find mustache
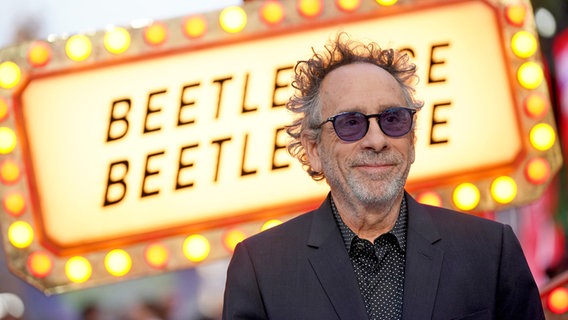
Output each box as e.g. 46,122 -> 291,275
349,151 -> 403,166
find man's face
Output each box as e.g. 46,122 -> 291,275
303,62 -> 416,206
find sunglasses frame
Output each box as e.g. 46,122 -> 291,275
317,107 -> 417,142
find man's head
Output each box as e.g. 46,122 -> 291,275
286,33 -> 423,205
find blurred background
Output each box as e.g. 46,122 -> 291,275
1,0 -> 568,319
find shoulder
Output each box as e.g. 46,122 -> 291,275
241,195 -> 335,248
422,203 -> 502,229
407,196 -> 511,247
406,191 -> 503,230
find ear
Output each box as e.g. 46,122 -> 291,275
301,133 -> 323,173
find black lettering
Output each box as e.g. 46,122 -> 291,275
103,160 -> 129,206
430,102 -> 451,145
241,134 -> 257,176
143,89 -> 167,134
213,76 -> 233,119
141,151 -> 165,198
176,144 -> 198,190
241,73 -> 257,114
398,47 -> 415,58
211,137 -> 231,182
178,83 -> 200,127
272,66 -> 294,108
106,98 -> 131,142
272,127 -> 290,170
428,43 -> 450,84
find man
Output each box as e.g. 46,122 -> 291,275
222,33 -> 544,319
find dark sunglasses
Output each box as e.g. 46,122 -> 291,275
317,107 -> 416,142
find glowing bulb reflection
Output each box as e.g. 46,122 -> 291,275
145,243 -> 169,269
0,159 -> 20,184
490,176 -> 517,204
337,0 -> 362,12
104,27 -> 131,54
0,61 -> 22,89
511,31 -> 537,58
530,123 -> 556,151
548,287 -> 568,314
144,23 -> 168,46
223,229 -> 247,252
298,0 -> 323,18
0,98 -> 8,122
105,249 -> 132,277
452,183 -> 480,211
517,62 -> 543,89
525,157 -> 550,185
260,1 -> 285,25
27,41 -> 52,67
505,4 -> 526,26
183,16 -> 207,38
416,191 -> 443,207
219,6 -> 247,33
65,35 -> 92,62
524,93 -> 548,118
183,234 -> 210,262
8,221 -> 34,248
65,256 -> 92,283
27,251 -> 53,278
0,127 -> 17,154
3,192 -> 25,216
261,219 -> 283,231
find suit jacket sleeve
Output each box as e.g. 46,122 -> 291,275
223,242 -> 268,320
497,224 -> 545,319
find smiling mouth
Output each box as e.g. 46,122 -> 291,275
354,162 -> 395,168
351,154 -> 401,171
353,163 -> 396,174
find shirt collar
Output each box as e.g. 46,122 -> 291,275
331,195 -> 408,253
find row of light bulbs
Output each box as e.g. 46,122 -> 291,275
0,0 -> 560,293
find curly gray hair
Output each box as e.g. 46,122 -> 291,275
286,32 -> 423,181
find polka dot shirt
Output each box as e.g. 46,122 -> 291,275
331,197 -> 408,320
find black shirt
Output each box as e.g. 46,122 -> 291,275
331,196 -> 408,320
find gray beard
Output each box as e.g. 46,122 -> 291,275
322,151 -> 411,207
346,166 -> 408,206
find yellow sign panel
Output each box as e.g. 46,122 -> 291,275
0,0 -> 562,293
21,47 -> 308,252
22,0 -> 514,251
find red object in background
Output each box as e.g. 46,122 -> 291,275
548,286 -> 568,314
553,28 -> 568,157
519,181 -> 566,287
518,31 -> 568,288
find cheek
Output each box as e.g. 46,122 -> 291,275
314,141 -> 340,174
397,139 -> 415,164
408,134 -> 416,164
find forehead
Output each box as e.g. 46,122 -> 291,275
320,63 -> 405,114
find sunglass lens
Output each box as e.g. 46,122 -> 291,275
333,112 -> 368,141
380,108 -> 412,137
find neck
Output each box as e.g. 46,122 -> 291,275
332,191 -> 403,242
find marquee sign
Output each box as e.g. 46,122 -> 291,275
0,0 -> 562,293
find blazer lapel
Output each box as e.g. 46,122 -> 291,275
306,195 -> 369,320
402,194 -> 444,319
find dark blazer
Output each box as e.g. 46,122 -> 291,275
223,193 -> 544,319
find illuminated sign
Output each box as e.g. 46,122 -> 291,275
0,0 -> 562,293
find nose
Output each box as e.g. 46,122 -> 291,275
358,118 -> 388,151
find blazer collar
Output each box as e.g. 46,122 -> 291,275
305,193 -> 445,320
306,194 -> 369,320
402,193 -> 444,319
